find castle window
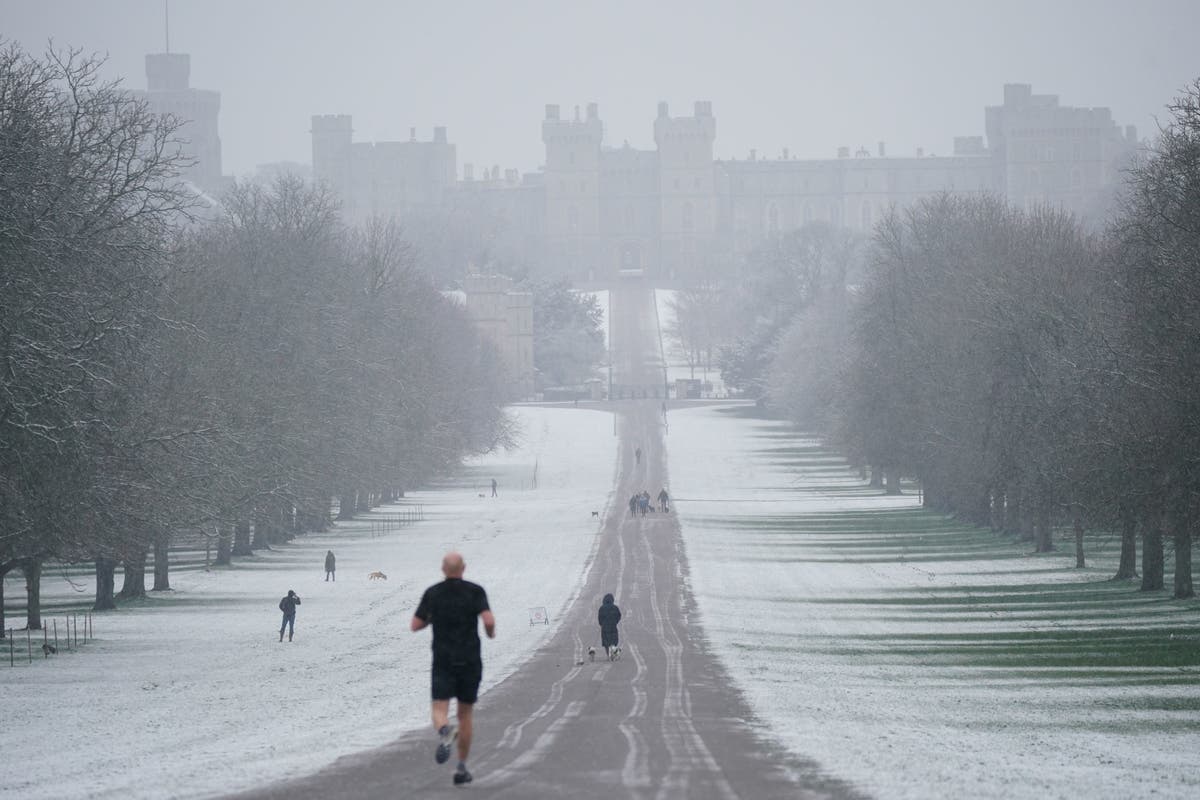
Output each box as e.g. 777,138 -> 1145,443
625,205 -> 635,231
673,178 -> 680,190
569,205 -> 579,232
767,203 -> 779,234
1070,168 -> 1082,188
861,202 -> 872,229
804,203 -> 813,224
682,202 -> 694,232
570,151 -> 575,165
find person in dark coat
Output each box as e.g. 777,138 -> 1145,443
657,488 -> 669,513
598,593 -> 622,660
324,550 -> 336,581
279,589 -> 301,642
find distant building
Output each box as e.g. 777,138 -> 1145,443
134,53 -> 227,195
460,273 -> 534,400
311,116 -> 456,221
312,84 -> 1138,283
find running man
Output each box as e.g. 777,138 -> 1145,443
411,552 -> 496,786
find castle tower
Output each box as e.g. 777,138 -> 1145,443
542,103 -> 603,280
310,114 -> 354,213
139,53 -> 223,192
654,101 -> 717,281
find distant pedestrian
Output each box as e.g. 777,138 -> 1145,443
635,447 -> 642,465
598,593 -> 622,660
629,494 -> 638,516
657,488 -> 669,513
278,589 -> 301,642
324,550 -> 336,582
411,551 -> 496,787
491,478 -> 498,497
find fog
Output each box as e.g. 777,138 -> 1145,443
4,3 -> 1199,798
3,0 -> 1197,176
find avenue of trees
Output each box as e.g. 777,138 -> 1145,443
0,45 -> 512,632
710,81 -> 1200,599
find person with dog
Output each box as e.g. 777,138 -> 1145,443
598,593 -> 622,660
411,551 -> 496,787
278,589 -> 301,642
324,550 -> 336,581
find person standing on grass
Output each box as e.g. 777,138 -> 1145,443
278,590 -> 301,642
324,550 -> 336,581
411,551 -> 496,787
491,477 -> 498,497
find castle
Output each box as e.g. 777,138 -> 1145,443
316,84 -> 1138,284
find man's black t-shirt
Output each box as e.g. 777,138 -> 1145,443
414,578 -> 490,666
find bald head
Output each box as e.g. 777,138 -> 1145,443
441,551 -> 465,578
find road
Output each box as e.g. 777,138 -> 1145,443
236,282 -> 858,799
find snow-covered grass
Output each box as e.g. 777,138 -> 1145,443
666,404 -> 1200,800
2,405 -> 617,800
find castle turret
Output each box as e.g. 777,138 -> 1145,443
654,101 -> 717,280
310,114 -> 354,210
542,102 -> 603,279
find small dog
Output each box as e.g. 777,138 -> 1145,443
610,646 -> 622,661
588,646 -> 596,662
591,511 -> 600,517
478,493 -> 485,498
368,571 -> 387,581
41,643 -> 57,657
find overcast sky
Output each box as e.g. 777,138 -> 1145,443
3,0 -> 1197,177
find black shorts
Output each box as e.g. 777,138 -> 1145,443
431,660 -> 482,704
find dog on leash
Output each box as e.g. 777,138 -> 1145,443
591,510 -> 600,517
368,571 -> 387,581
588,646 -> 596,662
41,643 -> 57,657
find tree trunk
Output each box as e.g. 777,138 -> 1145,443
22,560 -> 43,630
251,514 -> 271,550
1171,512 -> 1193,599
992,488 -> 1006,532
1073,514 -> 1085,569
233,519 -> 253,556
337,491 -> 355,520
118,550 -> 147,599
0,562 -> 10,637
356,489 -> 370,513
884,469 -> 902,496
1006,488 -> 1023,538
152,530 -> 171,591
1141,516 -> 1164,592
216,524 -> 233,565
1033,495 -> 1054,553
1113,507 -> 1137,580
94,558 -> 118,611
868,466 -> 883,489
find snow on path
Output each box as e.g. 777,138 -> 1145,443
667,405 -> 1200,800
1,405 -> 616,800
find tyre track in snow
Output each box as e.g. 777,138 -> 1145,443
235,281 -> 857,800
